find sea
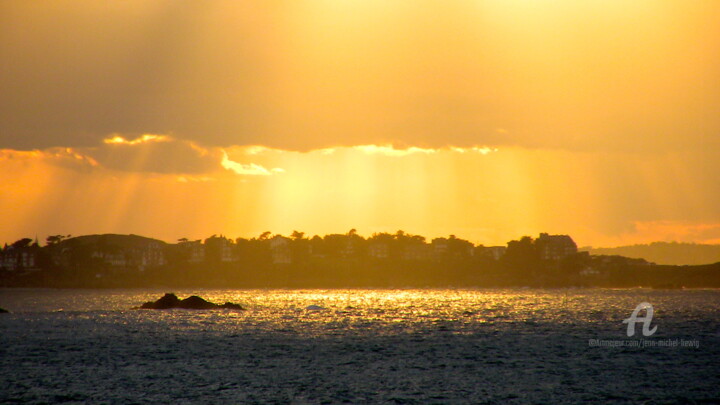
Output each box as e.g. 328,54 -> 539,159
1,288 -> 719,404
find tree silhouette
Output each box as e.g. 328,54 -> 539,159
46,235 -> 71,246
503,236 -> 541,280
11,238 -> 33,249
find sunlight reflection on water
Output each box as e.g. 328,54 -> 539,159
3,288 -> 718,337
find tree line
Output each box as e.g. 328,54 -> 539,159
1,231 -> 719,288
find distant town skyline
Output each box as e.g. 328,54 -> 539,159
4,230 -> 719,288
4,230 -> 720,267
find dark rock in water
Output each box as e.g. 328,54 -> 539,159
0,307 -> 8,314
219,302 -> 244,310
139,293 -> 244,310
141,293 -> 181,309
179,295 -> 218,310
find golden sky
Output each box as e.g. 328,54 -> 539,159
1,1 -> 719,247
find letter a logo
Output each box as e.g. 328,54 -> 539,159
623,302 -> 657,337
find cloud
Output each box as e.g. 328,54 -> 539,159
103,134 -> 171,145
220,151 -> 284,176
95,135 -> 285,176
90,134 -> 221,174
229,144 -> 498,157
449,146 -> 497,155
0,136 -> 497,179
354,144 -> 498,157
0,148 -> 99,172
1,134 -> 284,177
353,145 -> 437,157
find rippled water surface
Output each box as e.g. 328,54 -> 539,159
1,288 -> 719,403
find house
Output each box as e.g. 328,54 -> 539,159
431,236 -> 474,260
340,239 -> 360,258
431,238 -> 449,258
269,235 -> 292,264
137,241 -> 167,270
45,234 -> 169,272
203,235 -> 238,264
367,241 -> 389,259
0,247 -> 39,271
401,243 -> 429,261
92,250 -> 127,267
179,240 -> 205,263
535,233 -> 577,261
477,246 -> 507,261
0,240 -> 41,271
90,239 -> 167,271
220,243 -> 237,262
321,234 -> 361,259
